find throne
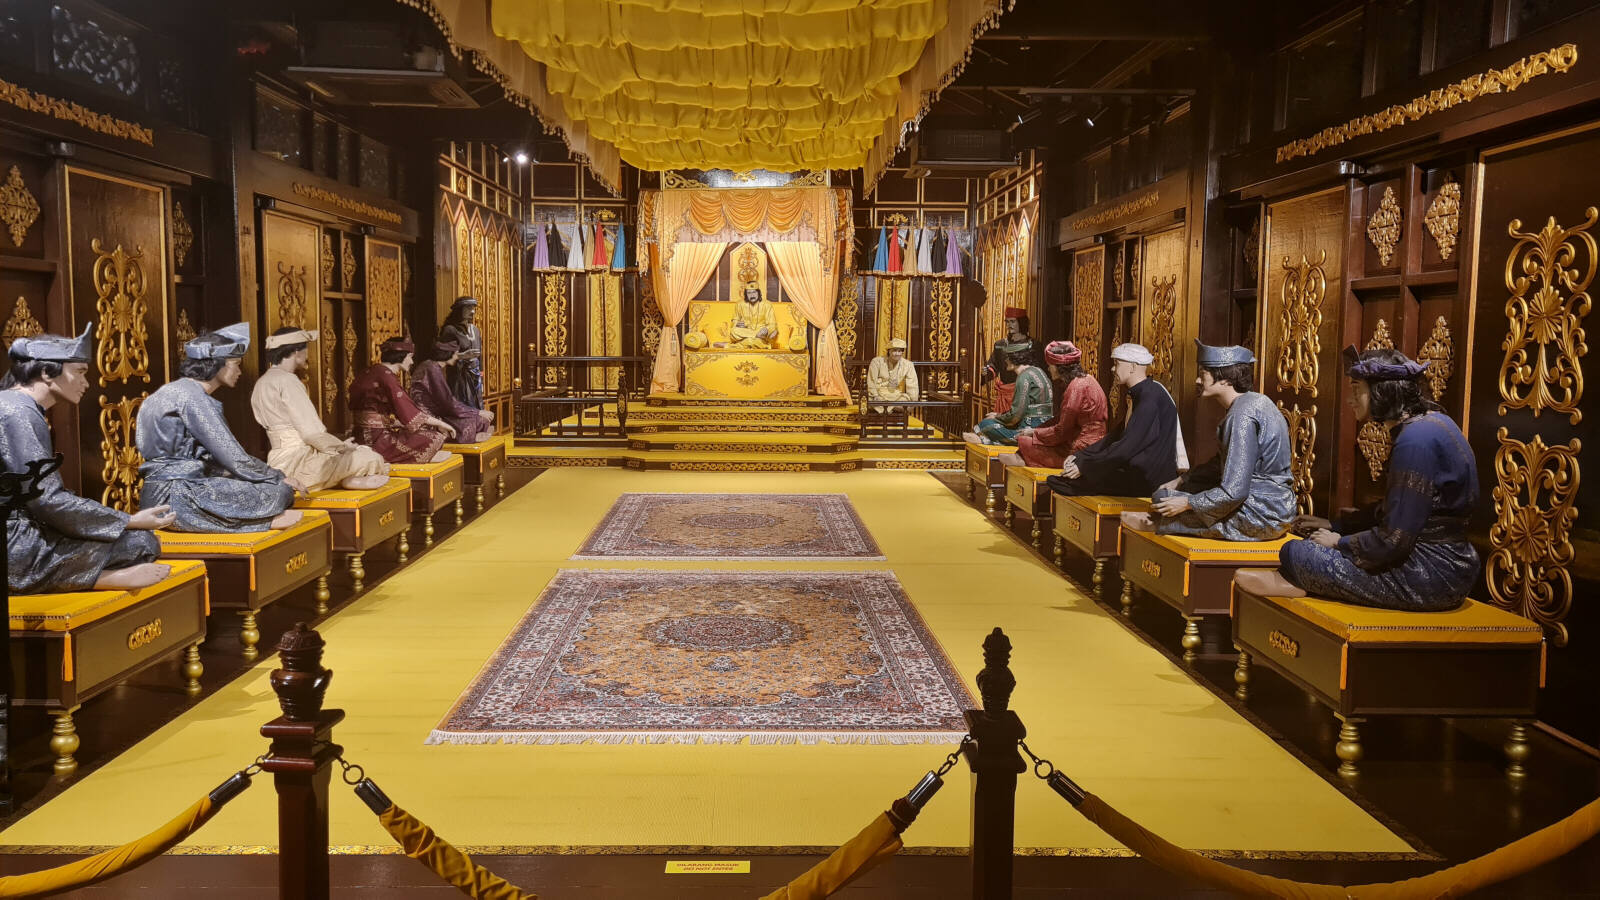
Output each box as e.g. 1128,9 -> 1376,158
682,300 -> 810,399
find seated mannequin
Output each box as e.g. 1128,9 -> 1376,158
1127,340 -> 1294,541
439,296 -> 484,412
1003,340 -> 1107,469
138,323 -> 299,533
251,327 -> 389,492
1,324 -> 175,591
981,308 -> 1037,413
350,336 -> 454,464
866,338 -> 919,413
966,348 -> 1053,445
1048,343 -> 1186,498
730,284 -> 779,349
410,339 -> 493,442
1238,348 -> 1477,612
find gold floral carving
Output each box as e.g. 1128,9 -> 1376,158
1356,318 -> 1397,481
342,314 -> 358,381
1064,190 -> 1160,234
0,76 -> 154,146
1111,246 -> 1126,303
1277,401 -> 1318,515
1499,208 -> 1593,423
1243,217 -> 1260,283
641,278 -> 663,373
98,393 -> 145,513
1425,177 -> 1461,260
320,233 -> 334,289
90,239 -> 150,387
1487,428 -> 1580,645
171,201 -> 193,267
1,165 -> 39,247
835,276 -> 859,364
1073,252 -> 1104,375
366,254 -> 402,361
541,274 -> 569,385
1418,316 -> 1454,401
3,296 -> 41,349
1148,274 -> 1178,382
929,279 -> 954,389
1366,186 -> 1402,267
1275,44 -> 1580,163
1276,250 -> 1326,398
320,304 -> 338,417
174,309 -> 195,361
341,234 -> 357,291
276,261 -> 308,328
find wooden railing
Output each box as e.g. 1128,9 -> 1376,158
850,361 -> 968,446
516,355 -> 648,441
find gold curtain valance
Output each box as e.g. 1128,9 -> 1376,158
648,186 -> 849,275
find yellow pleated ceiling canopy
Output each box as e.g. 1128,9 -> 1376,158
409,0 -> 1013,191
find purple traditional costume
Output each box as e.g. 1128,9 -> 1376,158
350,338 -> 448,463
409,343 -> 483,441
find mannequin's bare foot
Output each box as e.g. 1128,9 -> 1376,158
474,431 -> 492,442
1234,567 -> 1306,598
268,510 -> 304,530
431,450 -> 452,463
997,452 -> 1023,467
341,474 -> 389,491
961,431 -> 981,444
94,562 -> 171,590
1120,511 -> 1155,532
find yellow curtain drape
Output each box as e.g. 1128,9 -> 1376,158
768,241 -> 847,398
650,240 -> 727,393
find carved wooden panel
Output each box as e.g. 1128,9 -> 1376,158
63,166 -> 169,507
365,238 -> 403,361
1072,246 -> 1105,379
261,210 -> 324,414
1140,225 -> 1185,386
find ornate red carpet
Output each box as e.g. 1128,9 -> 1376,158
572,492 -> 883,560
429,570 -> 971,745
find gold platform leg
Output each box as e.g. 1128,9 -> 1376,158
239,611 -> 260,662
476,484 -> 485,509
1335,717 -> 1364,778
314,575 -> 331,615
984,488 -> 996,515
423,513 -> 435,548
182,643 -> 203,697
396,528 -> 410,565
50,707 -> 80,777
1004,502 -> 1015,529
1233,651 -> 1251,702
349,552 -> 366,591
497,473 -> 504,495
1091,559 -> 1105,586
1505,721 -> 1531,781
1119,579 -> 1134,616
1030,518 -> 1042,548
1052,535 -> 1063,566
1180,617 -> 1202,665
455,499 -> 464,526
966,480 -> 976,503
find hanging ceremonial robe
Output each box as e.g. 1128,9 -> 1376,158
548,223 -> 567,265
873,225 -> 889,272
532,224 -> 550,269
887,227 -> 902,272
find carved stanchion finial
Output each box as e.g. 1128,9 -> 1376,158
261,621 -> 344,899
977,627 -> 1016,714
270,623 -> 332,721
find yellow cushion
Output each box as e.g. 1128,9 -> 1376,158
965,442 -> 1012,458
1063,495 -> 1150,516
1135,530 -> 1297,562
1262,594 -> 1545,645
10,560 -> 208,632
390,455 -> 465,479
155,510 -> 330,554
443,435 -> 510,453
297,477 -> 411,510
787,334 -> 808,352
682,331 -> 707,350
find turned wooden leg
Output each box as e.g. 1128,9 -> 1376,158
182,644 -> 203,697
423,513 -> 436,547
966,480 -> 976,503
50,707 -> 80,776
1336,717 -> 1364,778
349,552 -> 366,591
239,610 -> 260,662
1030,518 -> 1042,547
1091,559 -> 1105,586
1004,502 -> 1015,529
984,488 -> 996,515
455,499 -> 464,526
476,484 -> 485,509
497,473 -> 504,495
396,527 -> 410,564
1233,651 -> 1251,702
1119,579 -> 1134,616
1505,721 -> 1532,781
314,575 -> 331,615
1052,534 -> 1063,566
1180,617 -> 1202,664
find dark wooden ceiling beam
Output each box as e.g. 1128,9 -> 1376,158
977,3 -> 1210,41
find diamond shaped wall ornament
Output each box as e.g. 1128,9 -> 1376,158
0,165 -> 40,247
1366,186 -> 1402,267
1424,177 -> 1461,261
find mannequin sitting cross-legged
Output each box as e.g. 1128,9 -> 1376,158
251,326 -> 390,492
350,336 -> 454,464
409,340 -> 492,442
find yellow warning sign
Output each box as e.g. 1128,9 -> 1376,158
664,860 -> 751,874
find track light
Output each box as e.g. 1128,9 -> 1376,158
1084,113 -> 1095,128
514,150 -> 530,165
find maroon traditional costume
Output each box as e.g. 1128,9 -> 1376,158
1018,340 -> 1109,468
349,338 -> 447,463
409,341 -> 482,440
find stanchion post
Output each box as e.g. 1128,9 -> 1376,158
964,627 -> 1026,900
261,623 -> 345,900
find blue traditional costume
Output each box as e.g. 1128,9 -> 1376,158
1278,350 -> 1478,611
137,323 -> 294,533
1153,341 -> 1295,541
1,325 -> 160,592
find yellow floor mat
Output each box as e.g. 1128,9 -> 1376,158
0,470 -> 1411,856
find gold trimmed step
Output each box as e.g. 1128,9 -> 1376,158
645,392 -> 849,409
627,433 -> 858,454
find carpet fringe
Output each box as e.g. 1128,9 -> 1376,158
425,730 -> 965,746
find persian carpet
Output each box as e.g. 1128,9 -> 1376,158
572,492 -> 883,560
429,570 -> 971,745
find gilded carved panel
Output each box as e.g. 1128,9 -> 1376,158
0,165 -> 39,247
1425,177 -> 1461,261
90,239 -> 151,387
1498,208 -> 1593,424
365,239 -> 404,360
1487,428 -> 1580,646
1277,401 -> 1318,516
541,272 -> 569,385
929,278 -> 954,390
1357,319 -> 1396,481
1140,225 -> 1185,385
98,393 -> 144,513
261,211 -> 324,412
3,296 -> 42,349
1072,246 -> 1105,377
1418,316 -> 1454,401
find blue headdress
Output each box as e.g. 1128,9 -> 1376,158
10,322 -> 93,363
184,322 -> 250,359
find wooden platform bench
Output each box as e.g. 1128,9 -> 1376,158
295,478 -> 412,592
1003,465 -> 1057,547
391,454 -> 466,546
1051,495 -> 1150,588
442,434 -> 509,509
1119,527 -> 1296,663
965,441 -> 1012,515
155,510 -> 334,659
1232,583 -> 1544,779
9,560 -> 209,776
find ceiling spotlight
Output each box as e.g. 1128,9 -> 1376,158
501,155 -> 509,163
514,150 -> 530,165
1084,114 -> 1095,128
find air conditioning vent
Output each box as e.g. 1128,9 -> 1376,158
907,129 -> 1015,176
283,20 -> 478,109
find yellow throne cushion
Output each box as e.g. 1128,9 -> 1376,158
686,300 -> 804,351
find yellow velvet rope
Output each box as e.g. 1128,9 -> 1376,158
377,803 -> 538,900
758,811 -> 904,900
0,795 -> 217,898
1074,791 -> 1600,899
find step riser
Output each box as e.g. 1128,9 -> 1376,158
627,412 -> 858,424
629,440 -> 858,454
646,398 -> 848,409
628,424 -> 855,435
